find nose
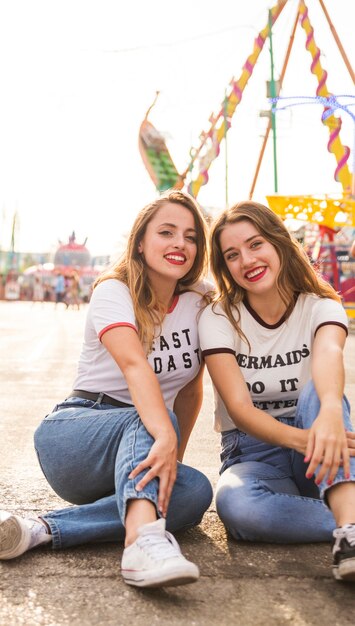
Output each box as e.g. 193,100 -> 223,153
173,233 -> 185,248
240,249 -> 255,268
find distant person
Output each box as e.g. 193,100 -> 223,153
66,272 -> 81,310
0,190 -> 213,588
32,276 -> 44,303
54,273 -> 66,307
199,201 -> 355,582
43,282 -> 53,302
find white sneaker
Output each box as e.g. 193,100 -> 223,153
121,518 -> 199,588
0,511 -> 52,560
332,523 -> 355,582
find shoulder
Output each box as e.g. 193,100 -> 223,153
301,292 -> 345,314
199,301 -> 238,352
199,301 -> 236,334
199,300 -> 225,322
94,278 -> 129,292
92,279 -> 131,299
90,279 -> 134,314
298,293 -> 348,331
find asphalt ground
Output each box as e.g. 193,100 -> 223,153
0,301 -> 355,626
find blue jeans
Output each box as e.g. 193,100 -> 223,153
216,381 -> 355,543
34,397 -> 213,550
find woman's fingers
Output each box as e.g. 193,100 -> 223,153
129,458 -> 151,481
311,443 -> 333,484
305,418 -> 352,484
134,466 -> 158,492
157,470 -> 176,517
128,445 -> 177,515
341,444 -> 351,480
308,440 -> 350,485
324,447 -> 341,485
157,473 -> 170,516
304,431 -> 316,475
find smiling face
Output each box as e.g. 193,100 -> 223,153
219,219 -> 281,301
137,202 -> 198,288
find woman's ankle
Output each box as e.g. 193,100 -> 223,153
38,517 -> 51,535
124,499 -> 157,547
327,481 -> 355,526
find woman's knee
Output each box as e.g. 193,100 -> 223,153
168,464 -> 213,529
215,465 -> 291,542
181,464 -> 213,510
296,380 -> 352,430
194,469 -> 213,514
34,421 -> 115,504
215,472 -> 253,539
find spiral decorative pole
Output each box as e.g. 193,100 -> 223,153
298,0 -> 351,193
186,0 -> 288,198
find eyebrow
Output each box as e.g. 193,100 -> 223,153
159,222 -> 197,232
222,234 -> 261,255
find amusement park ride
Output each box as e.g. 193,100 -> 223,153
138,0 -> 355,322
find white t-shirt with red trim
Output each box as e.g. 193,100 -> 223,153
198,293 -> 348,432
73,279 -> 208,409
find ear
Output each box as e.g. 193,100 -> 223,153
137,241 -> 143,253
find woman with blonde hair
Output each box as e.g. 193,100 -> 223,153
198,200 -> 355,581
0,190 -> 213,588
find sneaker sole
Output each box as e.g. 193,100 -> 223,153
123,576 -> 198,589
333,557 -> 355,582
121,570 -> 200,587
0,515 -> 31,560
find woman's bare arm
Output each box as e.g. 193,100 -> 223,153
173,365 -> 205,461
101,326 -> 177,516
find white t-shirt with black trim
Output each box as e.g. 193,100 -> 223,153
198,293 -> 348,432
73,279 -> 209,410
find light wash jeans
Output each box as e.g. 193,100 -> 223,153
34,397 -> 213,550
216,381 -> 355,543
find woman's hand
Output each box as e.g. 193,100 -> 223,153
294,427 -> 355,458
128,431 -> 178,517
304,407 -> 350,485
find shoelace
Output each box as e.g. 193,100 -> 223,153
136,531 -> 182,561
333,524 -> 355,553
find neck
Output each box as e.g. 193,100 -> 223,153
246,292 -> 288,325
148,275 -> 178,311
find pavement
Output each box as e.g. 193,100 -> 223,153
0,301 -> 355,626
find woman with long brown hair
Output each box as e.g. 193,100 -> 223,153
0,190 -> 213,588
199,200 -> 355,582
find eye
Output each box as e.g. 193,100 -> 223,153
226,251 -> 238,261
251,240 -> 262,249
185,234 -> 197,243
159,230 -> 173,237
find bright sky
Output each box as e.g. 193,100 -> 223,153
0,0 -> 354,257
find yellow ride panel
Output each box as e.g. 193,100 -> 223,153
267,195 -> 355,229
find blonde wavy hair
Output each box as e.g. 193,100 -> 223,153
95,190 -> 208,349
210,201 -> 341,343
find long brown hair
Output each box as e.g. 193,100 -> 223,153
95,190 -> 208,349
210,200 -> 341,341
